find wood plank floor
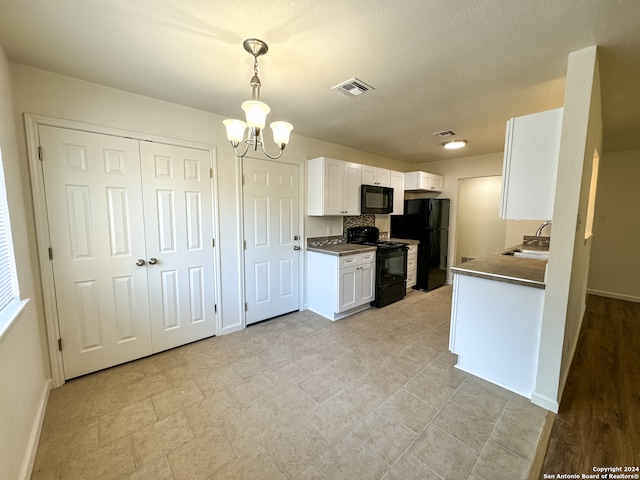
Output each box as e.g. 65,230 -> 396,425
541,295 -> 640,476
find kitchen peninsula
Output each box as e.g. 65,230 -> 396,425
448,249 -> 547,398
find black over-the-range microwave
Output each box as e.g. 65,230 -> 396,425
360,184 -> 394,214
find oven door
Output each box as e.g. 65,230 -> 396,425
377,246 -> 408,287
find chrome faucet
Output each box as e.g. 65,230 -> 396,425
535,220 -> 553,236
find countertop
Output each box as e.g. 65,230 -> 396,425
451,245 -> 547,289
307,244 -> 377,256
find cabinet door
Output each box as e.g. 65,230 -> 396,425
362,165 -> 390,186
500,108 -> 563,220
338,265 -> 359,312
343,162 -> 362,215
359,262 -> 376,304
429,175 -> 444,192
390,171 -> 405,215
376,169 -> 390,187
361,165 -> 377,185
324,158 -> 346,215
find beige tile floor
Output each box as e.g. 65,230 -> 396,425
31,286 -> 548,480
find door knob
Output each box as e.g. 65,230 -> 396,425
148,258 -> 158,265
293,246 -> 301,251
136,259 -> 146,266
293,235 -> 299,241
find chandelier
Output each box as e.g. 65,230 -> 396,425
223,38 -> 293,159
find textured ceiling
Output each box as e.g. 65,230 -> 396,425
0,0 -> 639,163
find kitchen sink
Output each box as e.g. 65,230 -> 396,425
501,248 -> 549,260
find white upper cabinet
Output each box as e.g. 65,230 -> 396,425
308,157 -> 361,216
404,171 -> 444,192
499,107 -> 563,220
361,165 -> 390,186
389,170 -> 405,215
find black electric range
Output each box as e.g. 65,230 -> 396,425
346,226 -> 408,307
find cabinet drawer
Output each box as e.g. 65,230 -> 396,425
339,252 -> 376,268
407,256 -> 417,270
406,273 -> 416,287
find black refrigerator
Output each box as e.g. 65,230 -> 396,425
390,198 -> 450,291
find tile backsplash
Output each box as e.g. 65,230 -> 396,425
343,215 -> 376,229
307,215 -> 386,247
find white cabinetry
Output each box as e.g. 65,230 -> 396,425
404,171 -> 444,192
361,165 -> 390,186
389,170 -> 405,215
405,244 -> 418,291
308,157 -> 361,216
307,250 -> 376,320
499,107 -> 563,220
449,273 -> 544,398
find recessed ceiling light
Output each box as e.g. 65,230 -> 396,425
442,139 -> 468,150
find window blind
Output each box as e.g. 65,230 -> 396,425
0,148 -> 19,312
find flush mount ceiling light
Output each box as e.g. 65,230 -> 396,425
223,38 -> 293,159
442,139 -> 468,150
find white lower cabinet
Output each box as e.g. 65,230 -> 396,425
307,251 -> 376,320
406,244 -> 418,291
449,273 -> 544,398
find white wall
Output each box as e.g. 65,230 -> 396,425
0,47 -> 49,480
533,46 -> 602,412
456,176 -> 507,264
588,148 -> 640,302
9,63 -> 412,338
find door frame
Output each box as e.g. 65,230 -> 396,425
24,114 -> 223,387
236,155 -> 306,330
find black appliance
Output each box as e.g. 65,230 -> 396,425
360,185 -> 394,214
390,198 -> 450,291
346,226 -> 408,307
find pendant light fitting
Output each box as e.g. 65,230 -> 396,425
223,38 -> 293,159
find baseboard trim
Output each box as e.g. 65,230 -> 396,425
528,411 -> 556,480
588,289 -> 640,303
530,391 -> 559,413
19,378 -> 51,480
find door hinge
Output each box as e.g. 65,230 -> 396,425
245,302 -> 248,311
214,304 -> 217,313
58,338 -> 62,351
48,247 -> 53,260
38,146 -> 43,161
210,168 -> 213,178
243,240 -> 246,249
212,238 -> 215,248
242,175 -> 245,185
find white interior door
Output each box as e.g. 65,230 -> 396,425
140,142 -> 217,352
40,126 -> 152,379
243,157 -> 300,324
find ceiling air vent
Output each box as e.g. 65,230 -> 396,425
432,129 -> 457,137
332,78 -> 374,97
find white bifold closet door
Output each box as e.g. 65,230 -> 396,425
40,126 -> 216,379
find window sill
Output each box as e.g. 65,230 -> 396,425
0,298 -> 30,341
